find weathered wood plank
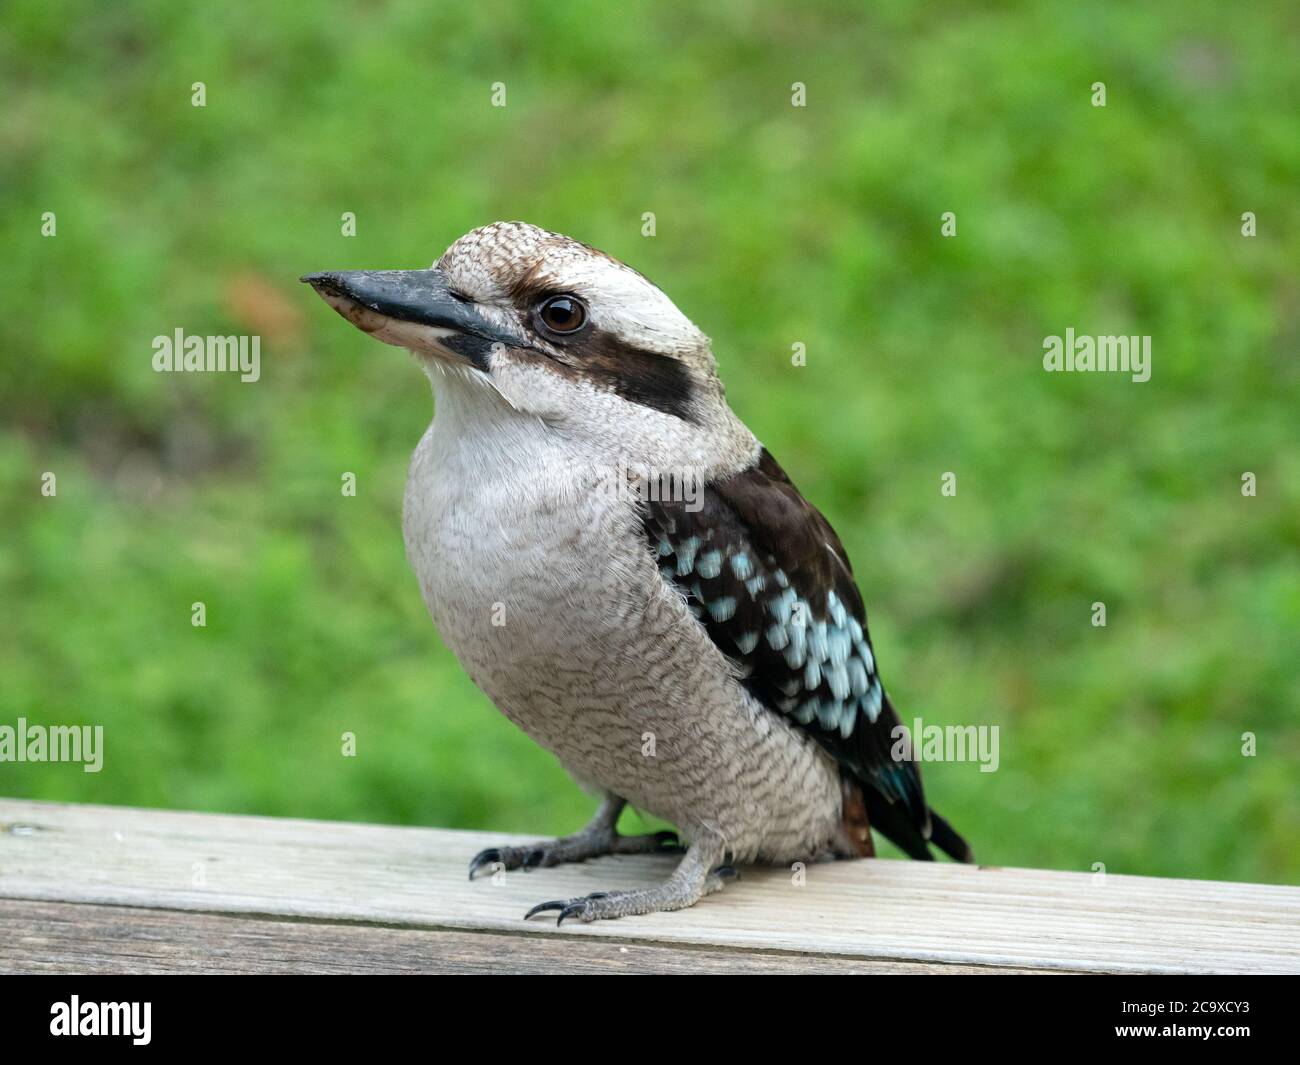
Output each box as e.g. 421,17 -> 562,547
0,899 -> 1043,974
2,799 -> 1297,973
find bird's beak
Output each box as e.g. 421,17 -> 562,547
301,268 -> 506,371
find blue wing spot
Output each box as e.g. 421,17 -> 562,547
848,659 -> 869,696
675,536 -> 700,577
809,621 -> 829,663
863,680 -> 883,722
839,710 -> 856,740
826,663 -> 850,701
827,629 -> 851,667
706,596 -> 737,622
767,587 -> 797,625
696,548 -> 722,579
816,699 -> 844,731
804,658 -> 822,690
855,639 -> 876,675
783,636 -> 807,670
827,591 -> 848,628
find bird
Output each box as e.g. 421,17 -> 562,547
303,221 -> 973,925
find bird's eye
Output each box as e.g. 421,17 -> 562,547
537,294 -> 587,334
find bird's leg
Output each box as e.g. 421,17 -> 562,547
467,796 -> 682,879
523,832 -> 735,925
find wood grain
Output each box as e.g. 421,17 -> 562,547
0,899 -> 1043,974
1,799 -> 1297,974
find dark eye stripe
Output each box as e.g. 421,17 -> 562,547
511,279 -> 695,421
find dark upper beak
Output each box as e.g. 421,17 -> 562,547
300,268 -> 491,335
301,268 -> 512,371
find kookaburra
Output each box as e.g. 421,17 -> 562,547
304,222 -> 972,924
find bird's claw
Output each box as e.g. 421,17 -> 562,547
519,860 -> 735,924
468,847 -> 500,880
524,892 -> 610,926
468,844 -> 550,879
470,828 -> 683,880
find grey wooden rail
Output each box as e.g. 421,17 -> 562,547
1,799 -> 1297,974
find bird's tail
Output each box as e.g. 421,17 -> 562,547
928,809 -> 975,863
861,785 -> 974,863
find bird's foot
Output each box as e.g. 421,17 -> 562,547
523,865 -> 737,925
468,827 -> 682,880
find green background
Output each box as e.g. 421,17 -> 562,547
3,0 -> 1297,884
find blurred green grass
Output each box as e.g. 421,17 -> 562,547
2,0 -> 1297,883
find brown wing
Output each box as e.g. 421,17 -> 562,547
643,447 -> 930,834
